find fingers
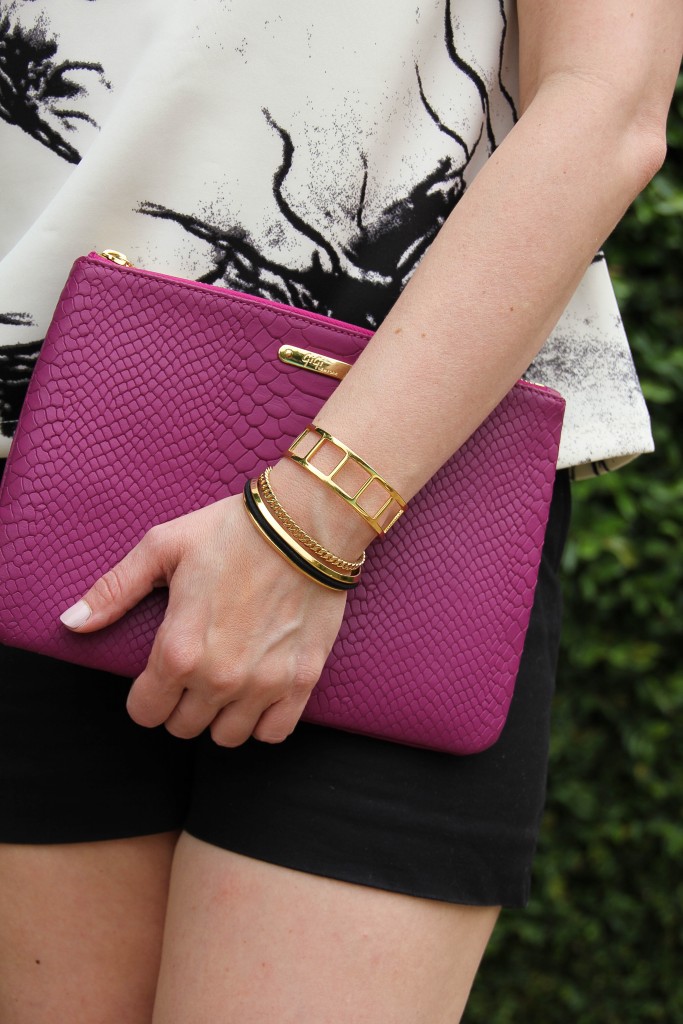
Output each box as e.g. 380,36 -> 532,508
126,610 -> 205,728
207,656 -> 324,747
250,690 -> 313,745
155,689 -> 218,738
126,667 -> 187,729
129,643 -> 325,746
57,492 -> 341,748
207,690 -> 310,748
59,522 -> 180,633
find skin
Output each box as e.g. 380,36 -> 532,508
0,834 -> 177,1024
1,3 -> 682,1022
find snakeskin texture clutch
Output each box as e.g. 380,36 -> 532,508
0,252 -> 565,754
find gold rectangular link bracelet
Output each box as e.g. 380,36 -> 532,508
286,425 -> 407,536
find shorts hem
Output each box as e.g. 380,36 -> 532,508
183,823 -> 532,910
0,818 -> 186,846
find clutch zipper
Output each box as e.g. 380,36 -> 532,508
96,248 -> 356,381
94,249 -> 369,334
96,250 -> 550,391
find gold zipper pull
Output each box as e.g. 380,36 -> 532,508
99,249 -> 134,267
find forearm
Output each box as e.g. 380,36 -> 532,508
317,74 -> 664,467
268,76 -> 667,558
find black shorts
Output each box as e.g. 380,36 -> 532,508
0,457 -> 570,908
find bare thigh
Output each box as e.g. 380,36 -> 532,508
153,834 -> 500,1024
0,832 -> 178,1024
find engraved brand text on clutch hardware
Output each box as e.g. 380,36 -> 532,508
302,352 -> 331,373
278,345 -> 352,380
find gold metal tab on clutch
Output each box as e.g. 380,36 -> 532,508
99,249 -> 134,267
277,345 -> 352,381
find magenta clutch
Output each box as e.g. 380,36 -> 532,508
0,253 -> 565,754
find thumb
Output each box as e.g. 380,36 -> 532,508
58,525 -> 176,632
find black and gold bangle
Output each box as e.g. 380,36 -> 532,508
242,479 -> 360,591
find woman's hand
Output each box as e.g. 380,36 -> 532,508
58,491 -> 348,746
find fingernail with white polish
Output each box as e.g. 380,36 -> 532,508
59,599 -> 92,628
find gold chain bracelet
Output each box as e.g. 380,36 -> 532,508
259,467 -> 366,572
245,477 -> 361,588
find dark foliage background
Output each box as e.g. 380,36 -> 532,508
466,75 -> 683,1024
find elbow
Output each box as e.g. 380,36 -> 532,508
536,71 -> 671,197
595,79 -> 670,196
610,77 -> 672,194
623,121 -> 668,195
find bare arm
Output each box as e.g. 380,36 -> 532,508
269,1 -> 683,560
64,2 -> 683,747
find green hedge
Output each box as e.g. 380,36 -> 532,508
466,76 -> 683,1024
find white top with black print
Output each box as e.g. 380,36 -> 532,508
0,0 -> 655,478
